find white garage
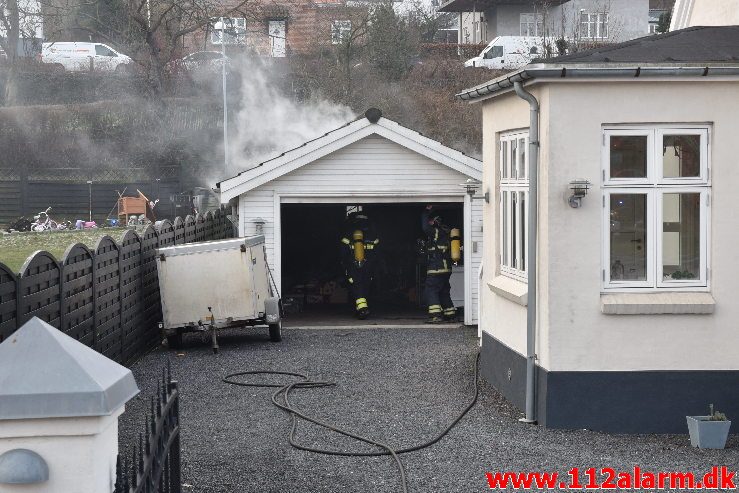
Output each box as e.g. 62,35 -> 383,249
218,109 -> 483,325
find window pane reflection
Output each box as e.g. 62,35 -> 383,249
610,135 -> 647,179
610,194 -> 647,281
663,135 -> 701,178
662,193 -> 700,281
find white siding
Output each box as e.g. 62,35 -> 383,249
469,195 -> 484,322
237,134 -> 482,324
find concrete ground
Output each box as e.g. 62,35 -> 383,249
119,327 -> 739,492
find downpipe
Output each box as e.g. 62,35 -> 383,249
513,81 -> 539,424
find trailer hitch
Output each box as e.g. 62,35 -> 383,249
208,307 -> 219,354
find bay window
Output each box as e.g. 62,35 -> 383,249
500,131 -> 529,281
602,126 -> 710,290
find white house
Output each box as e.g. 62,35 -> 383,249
457,26 -> 739,433
439,0 -> 652,46
670,0 -> 739,30
218,110 -> 484,325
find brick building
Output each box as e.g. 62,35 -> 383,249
184,0 -> 365,57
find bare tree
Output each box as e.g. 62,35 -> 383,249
69,0 -> 254,91
0,0 -> 44,104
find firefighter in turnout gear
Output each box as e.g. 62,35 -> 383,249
341,211 -> 379,319
422,205 -> 458,323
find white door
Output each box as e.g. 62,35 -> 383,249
269,20 -> 286,57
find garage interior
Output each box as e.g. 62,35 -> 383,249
280,203 -> 464,326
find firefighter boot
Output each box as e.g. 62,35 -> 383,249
356,298 -> 369,320
426,304 -> 443,324
443,307 -> 457,322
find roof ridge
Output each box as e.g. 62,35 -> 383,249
541,25 -> 719,64
229,110 -> 478,181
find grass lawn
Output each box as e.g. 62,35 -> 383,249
0,228 -> 131,273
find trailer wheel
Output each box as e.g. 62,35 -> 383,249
167,331 -> 183,350
269,322 -> 282,342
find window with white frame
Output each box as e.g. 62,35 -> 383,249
211,17 -> 246,45
580,12 -> 608,39
602,126 -> 710,290
520,13 -> 544,37
331,20 -> 351,44
500,131 -> 529,281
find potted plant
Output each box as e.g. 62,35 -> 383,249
686,404 -> 732,449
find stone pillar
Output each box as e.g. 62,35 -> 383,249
0,317 -> 139,493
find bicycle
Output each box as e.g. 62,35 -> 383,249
31,207 -> 59,232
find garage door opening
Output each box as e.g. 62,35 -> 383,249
280,203 -> 464,326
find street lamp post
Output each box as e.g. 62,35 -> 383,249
221,17 -> 228,174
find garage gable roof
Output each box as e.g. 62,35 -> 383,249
218,109 -> 482,202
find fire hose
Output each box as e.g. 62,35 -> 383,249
222,351 -> 480,493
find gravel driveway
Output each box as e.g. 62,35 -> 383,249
119,327 -> 739,492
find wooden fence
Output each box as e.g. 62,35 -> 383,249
0,208 -> 234,365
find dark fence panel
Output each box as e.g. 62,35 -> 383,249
173,217 -> 185,245
0,172 -> 182,226
213,209 -> 222,240
95,236 -> 122,360
201,212 -> 209,241
140,226 -> 161,356
0,175 -> 21,226
18,251 -> 61,327
194,213 -> 205,242
3,206 -> 232,364
120,230 -> 143,364
156,219 -> 175,247
60,243 -> 95,346
0,263 -> 17,342
184,215 -> 196,244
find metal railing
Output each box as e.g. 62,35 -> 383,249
115,364 -> 181,493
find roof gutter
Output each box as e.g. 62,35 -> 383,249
457,64 -> 739,102
513,81 -> 539,425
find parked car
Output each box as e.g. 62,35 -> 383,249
464,36 -> 545,70
166,51 -> 231,75
41,42 -> 133,72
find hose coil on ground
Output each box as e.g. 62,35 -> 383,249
222,352 -> 481,493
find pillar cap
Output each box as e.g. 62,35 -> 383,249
0,317 -> 139,420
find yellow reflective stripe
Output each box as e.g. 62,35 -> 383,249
348,278 -> 353,284
356,298 -> 368,309
428,305 -> 442,314
443,308 -> 456,315
427,268 -> 451,274
365,244 -> 375,250
341,238 -> 351,245
356,298 -> 367,305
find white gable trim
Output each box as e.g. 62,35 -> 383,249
219,117 -> 481,202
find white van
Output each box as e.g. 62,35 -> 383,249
41,42 -> 133,72
464,36 -> 545,70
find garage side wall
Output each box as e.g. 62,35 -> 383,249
236,134 -> 482,323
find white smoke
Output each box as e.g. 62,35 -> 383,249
226,57 -> 355,175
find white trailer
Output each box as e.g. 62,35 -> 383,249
156,236 -> 282,352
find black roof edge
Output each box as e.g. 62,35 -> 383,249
456,64 -> 739,102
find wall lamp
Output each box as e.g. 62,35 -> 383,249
460,178 -> 490,203
568,179 -> 591,208
251,217 -> 266,234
